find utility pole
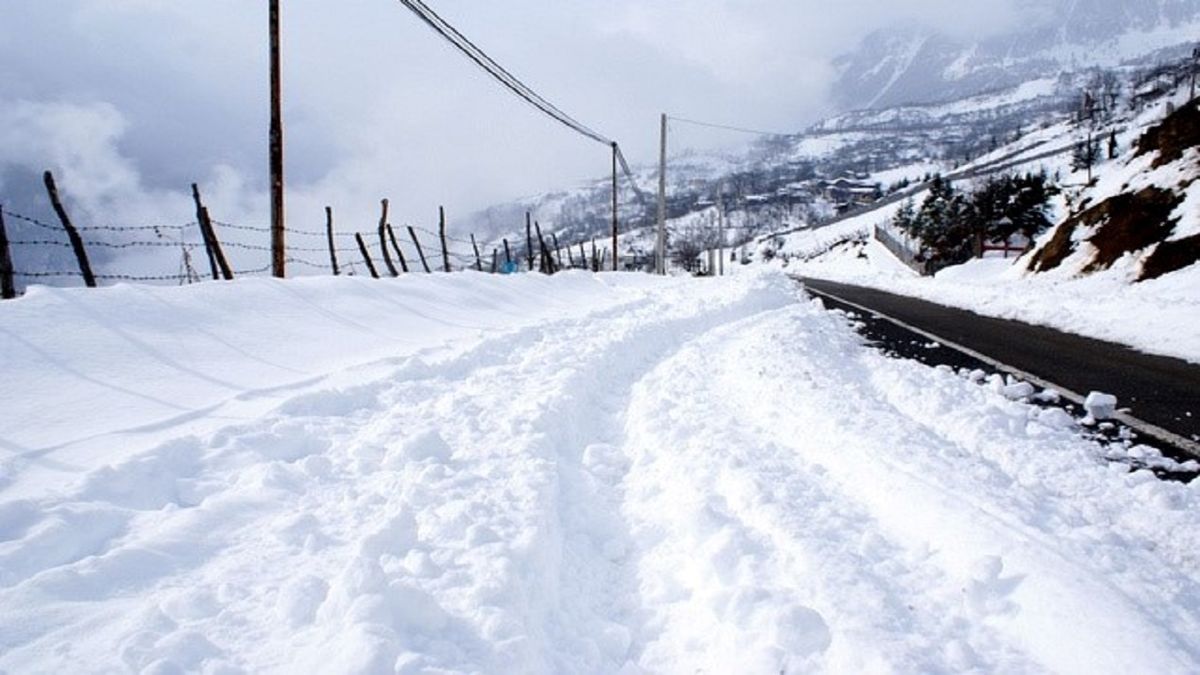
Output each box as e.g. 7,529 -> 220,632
611,142 -> 619,271
656,113 -> 667,275
269,0 -> 286,278
717,184 -> 725,276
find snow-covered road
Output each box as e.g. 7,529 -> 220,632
1,271 -> 1198,674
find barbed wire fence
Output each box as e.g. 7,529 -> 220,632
0,171 -> 631,300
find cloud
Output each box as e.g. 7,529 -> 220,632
0,0 -> 1032,242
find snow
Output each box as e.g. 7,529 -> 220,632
3,270 -> 1200,673
787,93 -> 1200,365
1085,391 -> 1120,421
795,252 -> 1200,363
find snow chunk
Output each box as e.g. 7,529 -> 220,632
1037,408 -> 1077,430
1002,382 -> 1036,400
1084,391 -> 1119,421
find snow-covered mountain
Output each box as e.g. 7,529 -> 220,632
833,0 -> 1200,110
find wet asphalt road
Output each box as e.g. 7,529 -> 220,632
800,277 -> 1200,456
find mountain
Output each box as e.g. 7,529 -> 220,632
457,11 -> 1200,270
833,0 -> 1200,110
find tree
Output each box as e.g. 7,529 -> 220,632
893,198 -> 917,235
1072,135 -> 1101,183
966,172 -> 1056,244
914,176 -> 971,265
671,211 -> 719,273
892,173 -> 1057,269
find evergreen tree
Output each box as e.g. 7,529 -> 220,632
891,173 -> 1057,269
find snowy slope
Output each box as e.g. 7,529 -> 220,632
833,0 -> 1200,110
791,88 -> 1200,363
2,271 -> 1200,673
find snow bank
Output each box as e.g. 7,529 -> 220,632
796,253 -> 1200,363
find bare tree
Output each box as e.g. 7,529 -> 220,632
671,210 -> 720,273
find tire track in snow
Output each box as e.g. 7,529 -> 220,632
619,308 -> 1027,673
0,274 -> 797,674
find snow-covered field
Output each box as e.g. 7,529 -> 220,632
2,271 -> 1199,673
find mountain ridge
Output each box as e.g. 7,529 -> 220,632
833,0 -> 1200,111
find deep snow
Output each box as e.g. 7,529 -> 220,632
1,271 -> 1199,674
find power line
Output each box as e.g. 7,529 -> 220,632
393,0 -> 648,200
397,0 -> 609,144
667,115 -> 795,138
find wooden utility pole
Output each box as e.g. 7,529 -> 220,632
611,142 -> 619,271
656,113 -> 667,275
717,185 -> 725,276
269,0 -> 286,278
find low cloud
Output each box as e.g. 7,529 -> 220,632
0,0 -> 1033,238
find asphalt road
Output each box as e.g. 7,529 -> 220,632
800,277 -> 1200,457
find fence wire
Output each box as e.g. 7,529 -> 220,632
2,205 -> 625,291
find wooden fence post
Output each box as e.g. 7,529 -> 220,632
579,242 -> 587,270
470,233 -> 483,271
377,199 -> 399,277
566,242 -> 576,269
551,232 -> 564,269
325,206 -> 339,275
438,206 -> 451,273
407,225 -> 432,273
503,238 -> 513,266
525,212 -> 534,271
0,206 -> 15,299
44,171 -> 96,288
201,207 -> 234,280
490,248 -> 498,273
355,233 -> 380,278
191,183 -> 233,280
386,223 -> 409,273
191,184 -> 219,279
534,221 -> 555,274
591,238 -> 598,272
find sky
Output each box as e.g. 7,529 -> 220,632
0,0 -> 1033,235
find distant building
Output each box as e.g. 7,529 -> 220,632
817,175 -> 881,207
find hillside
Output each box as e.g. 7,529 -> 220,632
1029,98 -> 1200,280
463,36 -> 1197,278
781,83 -> 1200,364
